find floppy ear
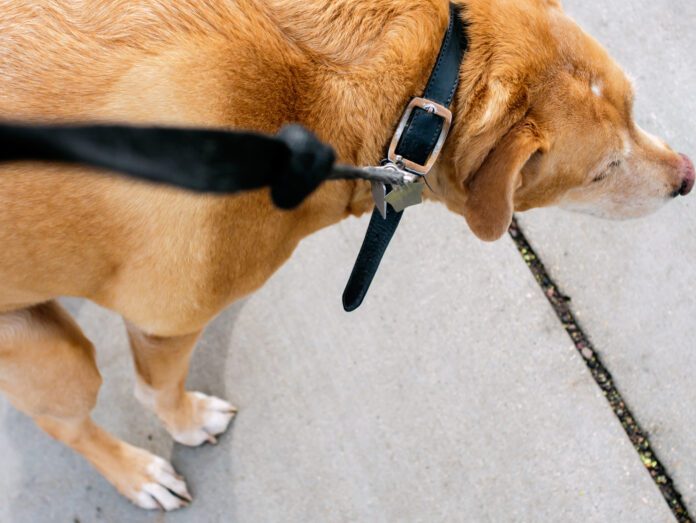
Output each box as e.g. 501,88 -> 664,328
463,122 -> 543,241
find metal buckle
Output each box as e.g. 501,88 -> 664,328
387,97 -> 453,175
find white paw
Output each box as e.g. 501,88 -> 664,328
124,454 -> 192,511
170,392 -> 237,447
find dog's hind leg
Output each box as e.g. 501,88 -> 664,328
125,322 -> 237,447
0,301 -> 191,510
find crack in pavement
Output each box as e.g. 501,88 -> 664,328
508,218 -> 693,523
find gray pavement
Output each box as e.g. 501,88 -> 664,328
0,0 -> 694,522
0,206 -> 677,522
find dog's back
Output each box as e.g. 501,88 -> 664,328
0,1 -> 316,322
0,1 -> 297,122
0,0 -> 441,321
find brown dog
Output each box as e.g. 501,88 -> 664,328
0,0 -> 692,510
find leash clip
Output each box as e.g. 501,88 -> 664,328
371,161 -> 423,218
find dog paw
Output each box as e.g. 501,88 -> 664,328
168,392 -> 237,447
110,447 -> 192,511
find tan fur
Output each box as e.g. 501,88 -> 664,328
0,0 -> 689,509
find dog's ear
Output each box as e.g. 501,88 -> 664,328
463,121 -> 544,241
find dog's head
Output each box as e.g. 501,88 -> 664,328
440,0 -> 694,241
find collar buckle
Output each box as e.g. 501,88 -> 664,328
387,96 -> 453,175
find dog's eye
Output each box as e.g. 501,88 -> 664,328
592,159 -> 622,183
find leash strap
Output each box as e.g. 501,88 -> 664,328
0,123 -> 336,209
342,3 -> 468,311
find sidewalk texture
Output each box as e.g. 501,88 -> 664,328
0,0 -> 693,522
0,206 -> 676,522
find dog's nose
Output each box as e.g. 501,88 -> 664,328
677,153 -> 695,196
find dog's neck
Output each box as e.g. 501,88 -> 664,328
264,1 -> 453,217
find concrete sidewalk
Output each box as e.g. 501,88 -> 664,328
0,0 -> 694,522
0,207 -> 676,523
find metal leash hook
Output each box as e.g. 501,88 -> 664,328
329,162 -> 418,186
371,162 -> 407,219
329,161 -> 420,219
383,161 -> 426,214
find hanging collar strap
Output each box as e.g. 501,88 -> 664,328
343,3 -> 468,312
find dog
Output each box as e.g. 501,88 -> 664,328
0,0 -> 692,510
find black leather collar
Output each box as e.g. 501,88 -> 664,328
342,3 -> 469,311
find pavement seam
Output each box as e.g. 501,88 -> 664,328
508,218 -> 693,523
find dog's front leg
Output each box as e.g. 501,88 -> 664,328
125,322 -> 237,447
0,302 -> 191,510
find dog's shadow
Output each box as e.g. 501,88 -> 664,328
2,298 -> 247,523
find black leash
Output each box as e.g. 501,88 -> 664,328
0,123 -> 416,209
342,3 -> 468,311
